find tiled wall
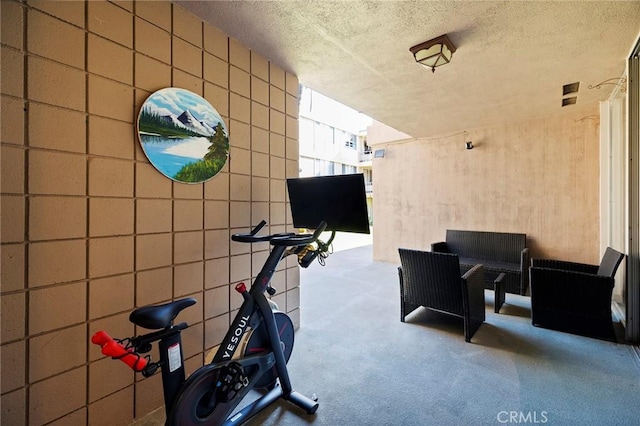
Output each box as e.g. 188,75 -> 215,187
0,0 -> 301,424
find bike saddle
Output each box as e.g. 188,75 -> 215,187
129,298 -> 197,330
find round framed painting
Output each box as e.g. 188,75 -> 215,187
137,87 -> 229,183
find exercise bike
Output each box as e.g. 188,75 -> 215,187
92,220 -> 334,425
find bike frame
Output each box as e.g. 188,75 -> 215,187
146,238 -> 317,424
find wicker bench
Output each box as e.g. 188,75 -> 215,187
431,230 -> 530,301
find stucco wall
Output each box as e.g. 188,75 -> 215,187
371,110 -> 601,266
0,0 -> 300,424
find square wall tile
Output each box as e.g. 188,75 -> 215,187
204,171 -> 229,200
251,52 -> 269,81
29,324 -> 86,382
286,93 -> 298,118
1,96 -> 25,146
1,243 -> 24,292
29,196 -> 86,240
270,86 -> 285,113
29,367 -> 86,425
1,0 -> 24,49
229,38 -> 250,71
251,152 -> 269,178
136,233 -> 172,271
229,147 -> 251,175
28,240 -> 86,287
270,156 -> 285,179
203,23 -> 228,61
174,262 -> 204,297
252,202 -> 269,226
204,82 -> 228,117
1,195 -> 24,243
88,75 -> 134,122
252,127 -> 269,154
251,177 -> 269,202
230,66 -> 250,98
173,5 -> 202,47
1,293 -> 25,342
1,388 -> 25,425
229,201 -> 250,228
205,200 -> 229,229
251,102 -> 269,130
174,231 -> 204,264
204,315 -> 229,350
251,250 -> 269,277
204,53 -> 228,88
270,201 -> 286,226
135,17 -> 171,64
87,0 -> 132,48
88,115 -> 134,159
135,53 -> 172,92
204,285 -> 229,319
28,150 -> 86,195
89,197 -> 134,237
230,253 -> 251,283
270,179 -> 286,202
89,157 -> 134,197
286,71 -> 299,95
136,163 -> 172,198
88,33 -> 133,84
286,158 -> 299,178
28,9 -> 84,69
136,0 -> 171,31
134,373 -> 163,420
88,357 -> 133,403
270,133 -> 285,158
270,109 -> 285,136
230,174 -> 250,201
173,36 -> 202,78
270,63 -> 285,90
174,200 -> 204,231
30,103 -> 86,153
229,119 -> 250,150
230,93 -> 250,124
88,386 -> 134,426
1,47 -> 23,98
29,0 -> 84,26
136,267 -> 172,306
173,181 -> 204,199
136,199 -> 172,234
89,236 -> 134,278
28,56 -> 85,111
173,69 -> 203,95
29,282 -> 86,334
286,137 -> 299,160
286,115 -> 298,139
89,274 -> 134,319
286,266 -> 301,291
1,340 -> 25,393
204,229 -> 229,259
205,257 -> 229,289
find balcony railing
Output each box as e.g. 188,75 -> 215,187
359,151 -> 372,162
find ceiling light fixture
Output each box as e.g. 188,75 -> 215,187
410,34 -> 457,73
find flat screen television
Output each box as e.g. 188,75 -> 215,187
286,174 -> 370,234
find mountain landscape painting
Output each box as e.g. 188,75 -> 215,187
137,87 -> 229,183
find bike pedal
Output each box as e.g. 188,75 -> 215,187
215,362 -> 247,403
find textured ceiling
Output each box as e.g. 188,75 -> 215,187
177,1 -> 640,138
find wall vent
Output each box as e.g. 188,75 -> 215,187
563,82 -> 580,95
562,97 -> 577,107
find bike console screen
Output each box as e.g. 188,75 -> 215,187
286,173 -> 370,234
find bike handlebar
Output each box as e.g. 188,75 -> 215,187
270,221 -> 328,246
231,220 -> 327,246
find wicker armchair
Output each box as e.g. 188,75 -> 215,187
530,247 -> 625,341
398,248 -> 486,342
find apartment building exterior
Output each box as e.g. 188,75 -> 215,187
298,86 -> 374,223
